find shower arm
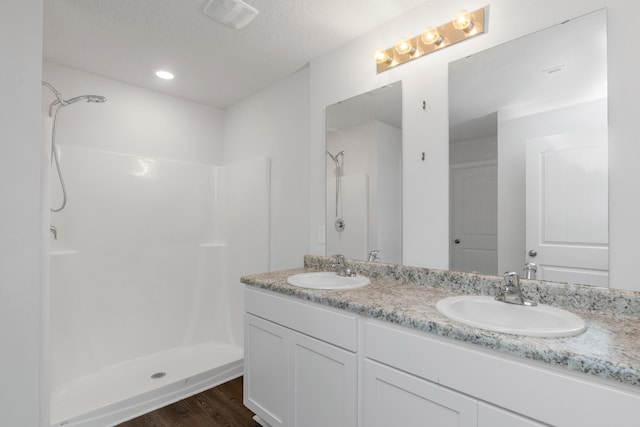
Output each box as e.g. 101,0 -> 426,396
42,81 -> 107,116
42,81 -> 67,113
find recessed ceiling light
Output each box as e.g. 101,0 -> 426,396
155,70 -> 175,80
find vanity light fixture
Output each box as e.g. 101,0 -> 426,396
395,37 -> 416,55
421,27 -> 444,46
373,49 -> 393,65
155,70 -> 175,80
452,9 -> 475,32
374,6 -> 486,73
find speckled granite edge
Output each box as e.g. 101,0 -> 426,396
241,264 -> 640,389
304,255 -> 640,319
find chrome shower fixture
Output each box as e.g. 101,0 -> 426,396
327,150 -> 345,232
42,81 -> 107,212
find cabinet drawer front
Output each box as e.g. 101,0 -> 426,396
245,287 -> 358,351
364,359 -> 477,427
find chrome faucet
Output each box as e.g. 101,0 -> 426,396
495,272 -> 537,306
330,254 -> 356,277
523,262 -> 537,280
367,250 -> 380,262
50,225 -> 57,240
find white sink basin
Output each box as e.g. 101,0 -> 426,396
287,272 -> 370,290
436,295 -> 586,337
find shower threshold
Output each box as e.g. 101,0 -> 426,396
50,341 -> 243,427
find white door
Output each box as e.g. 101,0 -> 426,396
526,129 -> 608,286
450,161 -> 498,275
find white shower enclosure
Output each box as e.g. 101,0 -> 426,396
48,144 -> 270,426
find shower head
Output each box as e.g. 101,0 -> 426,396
327,150 -> 345,168
58,94 -> 107,105
48,94 -> 107,116
327,150 -> 344,161
76,95 -> 106,103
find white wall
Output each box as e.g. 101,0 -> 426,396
450,136 -> 497,165
43,62 -> 225,165
0,1 -> 45,425
308,0 -> 640,291
224,67 -> 310,271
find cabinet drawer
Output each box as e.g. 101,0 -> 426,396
245,287 -> 358,351
364,359 -> 477,427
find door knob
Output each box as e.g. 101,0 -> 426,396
454,239 -> 461,244
528,250 -> 537,257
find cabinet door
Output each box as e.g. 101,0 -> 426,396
244,314 -> 288,427
478,403 -> 547,427
290,331 -> 357,427
364,359 -> 477,427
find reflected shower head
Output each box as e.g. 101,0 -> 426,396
88,95 -> 107,103
64,95 -> 107,104
327,150 -> 345,168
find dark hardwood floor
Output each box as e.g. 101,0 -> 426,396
116,376 -> 261,427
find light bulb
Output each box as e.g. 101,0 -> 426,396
373,49 -> 392,65
394,37 -> 416,55
452,10 -> 474,32
421,27 -> 443,45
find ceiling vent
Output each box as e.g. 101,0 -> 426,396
203,0 -> 259,30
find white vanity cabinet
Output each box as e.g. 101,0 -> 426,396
244,288 -> 358,427
244,285 -> 640,427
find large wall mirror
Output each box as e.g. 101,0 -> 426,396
325,82 -> 402,264
449,9 -> 608,286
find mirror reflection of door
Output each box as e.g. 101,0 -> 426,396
451,161 -> 497,275
448,9 -> 608,286
526,128 -> 608,286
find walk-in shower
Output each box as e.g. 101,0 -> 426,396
43,78 -> 269,426
42,81 -> 106,212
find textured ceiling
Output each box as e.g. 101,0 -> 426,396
44,0 -> 428,109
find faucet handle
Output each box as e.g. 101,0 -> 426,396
503,271 -> 520,287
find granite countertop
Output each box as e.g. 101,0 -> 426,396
241,256 -> 640,389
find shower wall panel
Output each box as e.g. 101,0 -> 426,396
49,146 -> 230,392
